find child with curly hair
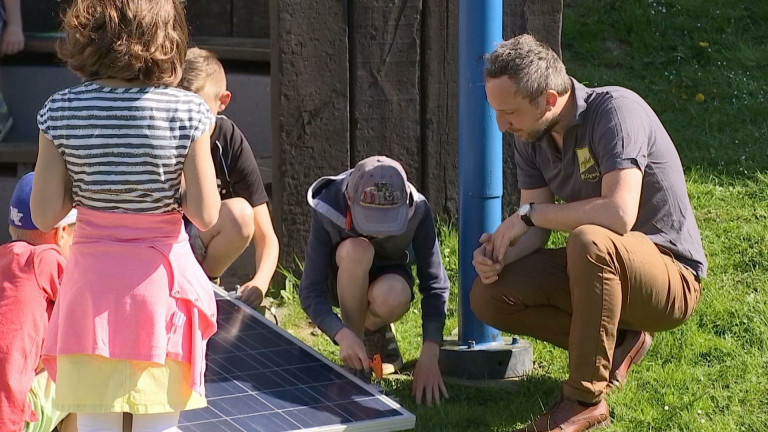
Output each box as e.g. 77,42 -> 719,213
31,0 -> 220,430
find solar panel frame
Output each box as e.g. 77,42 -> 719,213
177,285 -> 416,432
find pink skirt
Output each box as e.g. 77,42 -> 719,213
42,207 -> 217,395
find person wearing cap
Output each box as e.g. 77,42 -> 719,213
299,155 -> 450,406
1,173 -> 77,432
470,35 -> 707,431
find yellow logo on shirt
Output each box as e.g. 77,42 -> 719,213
576,147 -> 600,182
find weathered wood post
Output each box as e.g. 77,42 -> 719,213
270,0 -> 351,273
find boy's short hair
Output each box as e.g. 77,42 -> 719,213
59,0 -> 189,86
179,47 -> 225,94
8,226 -> 55,243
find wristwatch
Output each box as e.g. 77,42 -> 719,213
518,203 -> 535,227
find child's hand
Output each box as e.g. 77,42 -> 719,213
334,327 -> 369,371
412,341 -> 448,406
237,282 -> 264,307
0,25 -> 24,56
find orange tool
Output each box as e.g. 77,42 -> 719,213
369,354 -> 383,379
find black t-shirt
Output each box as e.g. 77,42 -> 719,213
210,116 -> 268,207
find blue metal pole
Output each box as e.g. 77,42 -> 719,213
457,0 -> 503,347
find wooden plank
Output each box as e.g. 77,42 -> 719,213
0,142 -> 38,164
270,0 -> 350,273
504,0 -> 562,57
192,37 -> 270,62
421,0 -> 459,217
185,0 -> 232,38
501,0 -> 563,212
233,0 -> 270,39
22,34 -> 269,63
349,0 -> 423,189
22,0 -> 243,39
523,0 -> 562,57
20,1 -> 271,42
15,34 -> 59,54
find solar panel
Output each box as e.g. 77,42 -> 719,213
178,286 -> 416,432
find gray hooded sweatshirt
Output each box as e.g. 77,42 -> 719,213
298,170 -> 449,343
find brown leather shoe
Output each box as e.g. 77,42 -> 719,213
514,395 -> 610,432
609,330 -> 652,390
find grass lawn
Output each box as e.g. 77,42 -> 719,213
270,1 -> 768,430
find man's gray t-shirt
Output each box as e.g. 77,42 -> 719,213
514,79 -> 707,278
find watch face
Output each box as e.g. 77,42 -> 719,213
518,204 -> 530,215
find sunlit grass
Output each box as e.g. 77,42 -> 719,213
272,1 -> 768,430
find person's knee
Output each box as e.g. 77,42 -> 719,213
566,224 -> 614,263
368,277 -> 410,316
470,275 -> 530,323
470,277 -> 497,323
220,198 -> 255,241
336,237 -> 375,269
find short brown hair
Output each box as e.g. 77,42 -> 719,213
8,226 -> 56,244
59,0 -> 189,86
178,48 -> 225,94
484,34 -> 571,102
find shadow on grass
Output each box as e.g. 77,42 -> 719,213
386,373 -> 564,431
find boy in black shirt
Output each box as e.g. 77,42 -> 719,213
179,48 -> 279,306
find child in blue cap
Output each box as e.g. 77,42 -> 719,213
1,173 -> 77,432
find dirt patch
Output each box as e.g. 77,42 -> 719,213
605,39 -> 630,57
291,321 -> 322,342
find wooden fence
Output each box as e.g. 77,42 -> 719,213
18,0 -> 563,274
270,0 -> 562,270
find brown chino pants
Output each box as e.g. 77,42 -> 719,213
470,224 -> 701,403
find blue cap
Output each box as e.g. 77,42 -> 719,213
8,173 -> 77,230
9,173 -> 37,230
346,156 -> 410,237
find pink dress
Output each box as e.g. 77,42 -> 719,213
37,83 -> 217,412
42,207 -> 217,395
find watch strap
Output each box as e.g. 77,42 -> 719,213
520,203 -> 535,227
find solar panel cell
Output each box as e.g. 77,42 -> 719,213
283,404 -> 351,428
230,412 -> 300,432
178,292 -> 415,431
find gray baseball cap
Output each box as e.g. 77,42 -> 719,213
345,156 -> 409,237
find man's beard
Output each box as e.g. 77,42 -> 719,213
519,113 -> 561,143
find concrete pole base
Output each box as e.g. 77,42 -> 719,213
439,336 -> 533,380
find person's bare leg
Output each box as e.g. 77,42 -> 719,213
335,238 -> 374,338
57,414 -> 78,432
198,198 -> 255,277
123,413 -> 132,432
365,274 -> 410,331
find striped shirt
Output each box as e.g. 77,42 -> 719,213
37,83 -> 214,214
